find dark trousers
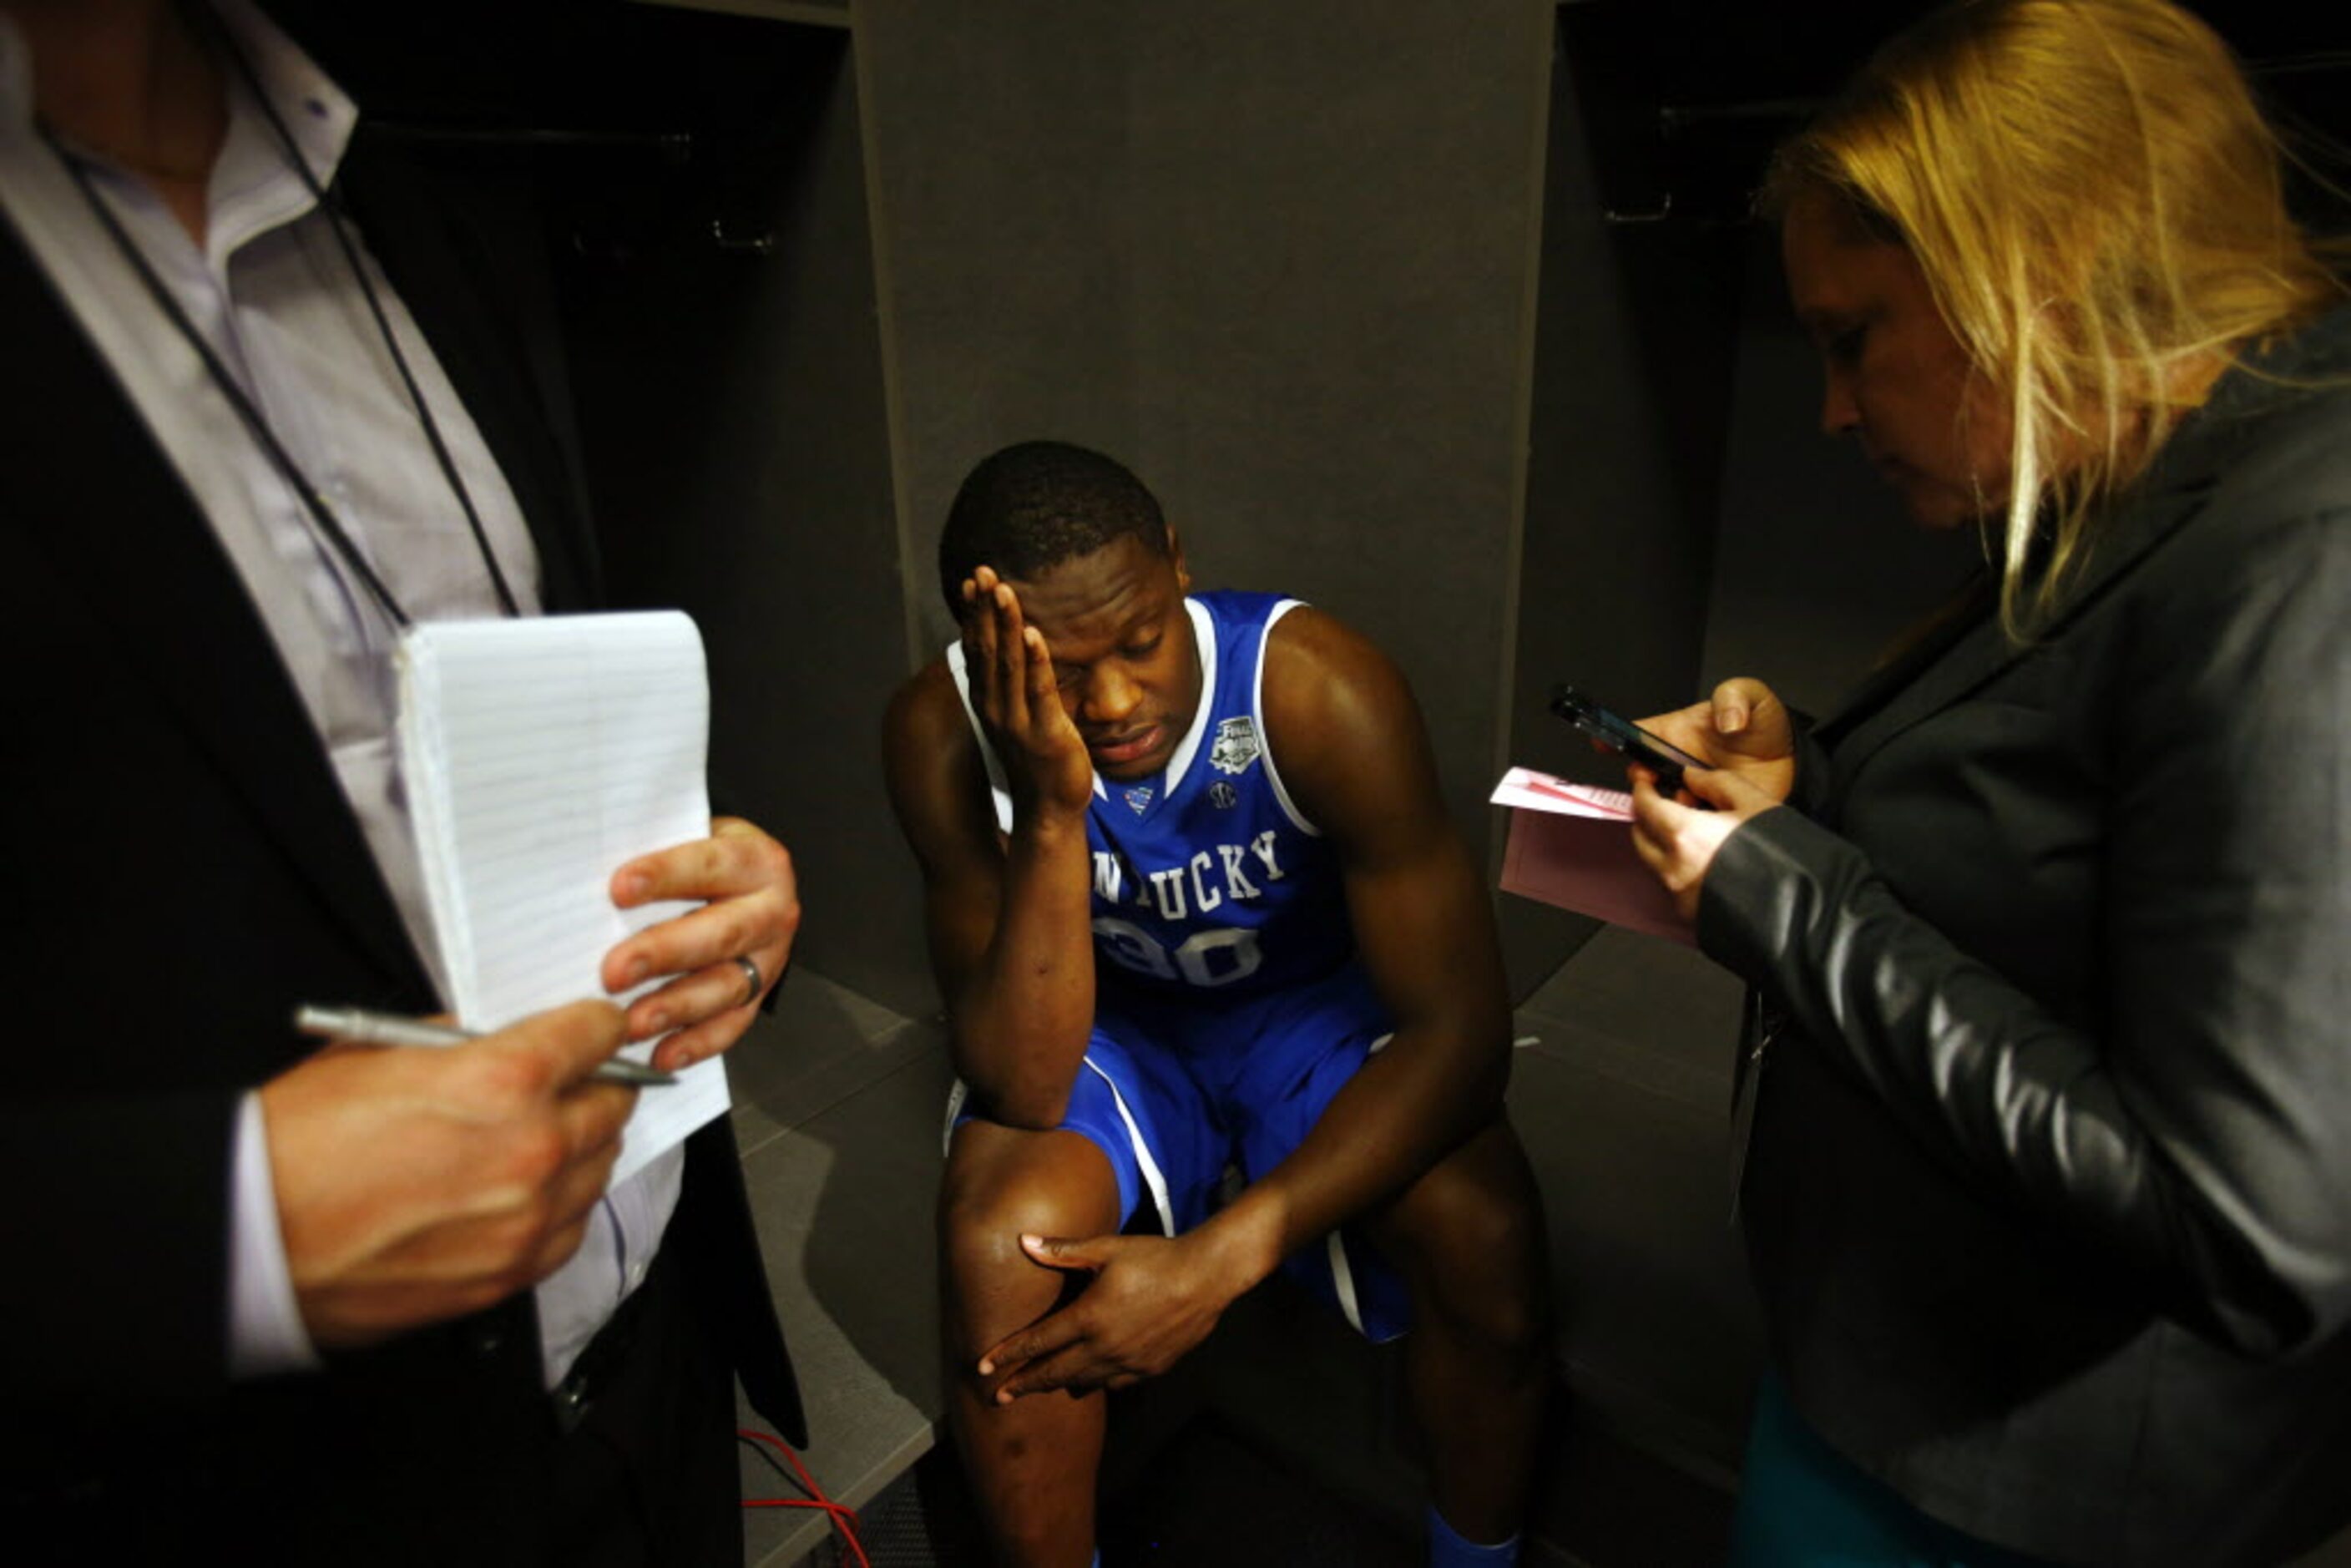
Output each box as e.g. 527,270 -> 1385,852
548,1240 -> 746,1568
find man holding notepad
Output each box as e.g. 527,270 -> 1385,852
0,2 -> 802,1561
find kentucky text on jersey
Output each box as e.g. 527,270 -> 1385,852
1091,830 -> 1287,915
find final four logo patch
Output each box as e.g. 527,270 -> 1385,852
1122,783 -> 1155,814
1210,716 -> 1261,776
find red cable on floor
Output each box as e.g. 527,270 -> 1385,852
738,1427 -> 872,1568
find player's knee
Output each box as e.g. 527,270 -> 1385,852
938,1130 -> 1115,1292
1467,1264 -> 1551,1370
1398,1173 -> 1549,1357
1437,1247 -> 1548,1363
939,1180 -> 1064,1277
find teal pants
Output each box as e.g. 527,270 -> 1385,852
1730,1373 -> 2056,1568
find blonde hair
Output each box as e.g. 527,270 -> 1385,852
1766,0 -> 2343,637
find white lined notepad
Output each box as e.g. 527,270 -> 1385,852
397,611 -> 730,1185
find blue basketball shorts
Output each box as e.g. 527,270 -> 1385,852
948,964 -> 1413,1343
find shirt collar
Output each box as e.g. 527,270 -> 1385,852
207,0 -> 357,194
202,0 -> 357,265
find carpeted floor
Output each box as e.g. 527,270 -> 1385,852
817,1414 -> 1418,1567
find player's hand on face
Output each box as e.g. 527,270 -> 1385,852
961,565 -> 1095,818
601,817 -> 799,1071
973,1232 -> 1234,1401
263,999 -> 637,1348
1636,677 -> 1797,806
1627,762 -> 1779,923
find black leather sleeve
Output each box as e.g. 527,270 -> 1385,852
1696,501 -> 2351,1361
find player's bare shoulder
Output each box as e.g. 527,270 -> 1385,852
1260,604 -> 1437,822
1261,605 -> 1425,753
883,656 -> 967,773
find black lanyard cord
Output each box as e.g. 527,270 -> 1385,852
45,127 -> 415,628
36,9 -> 524,627
215,22 -> 522,621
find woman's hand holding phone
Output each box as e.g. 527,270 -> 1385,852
1617,678 -> 1797,923
1634,678 -> 1798,806
1550,685 -> 1712,797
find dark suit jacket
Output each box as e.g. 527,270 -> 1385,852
1700,306 -> 2351,1565
0,133 -> 803,1560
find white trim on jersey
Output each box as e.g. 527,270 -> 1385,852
943,1060 -> 1175,1237
1254,598 -> 1322,837
1081,1056 -> 1177,1236
1327,1231 -> 1367,1335
940,1078 -> 969,1155
1159,597 -> 1220,795
1328,1034 -> 1393,1336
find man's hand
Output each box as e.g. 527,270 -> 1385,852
975,1230 -> 1255,1401
261,999 -> 637,1348
962,565 -> 1094,819
601,817 -> 799,1071
1636,677 -> 1798,806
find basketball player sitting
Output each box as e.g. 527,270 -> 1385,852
884,442 -> 1552,1568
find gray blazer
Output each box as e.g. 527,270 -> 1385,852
1700,305 -> 2351,1566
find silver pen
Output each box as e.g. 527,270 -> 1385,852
293,1004 -> 678,1087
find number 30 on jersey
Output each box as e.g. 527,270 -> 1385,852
1092,917 -> 1265,989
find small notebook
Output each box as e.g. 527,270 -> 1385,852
1489,766 -> 1695,946
397,611 -> 731,1186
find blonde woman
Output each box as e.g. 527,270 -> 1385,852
1625,2 -> 2350,1563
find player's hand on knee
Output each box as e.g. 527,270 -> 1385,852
959,565 -> 1093,817
976,1232 -> 1237,1401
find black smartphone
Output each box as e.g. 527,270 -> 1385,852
1548,685 -> 1710,798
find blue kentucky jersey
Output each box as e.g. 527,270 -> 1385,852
949,589 -> 1356,1008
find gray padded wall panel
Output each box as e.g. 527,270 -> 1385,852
855,0 -> 1147,664
1499,20 -> 1741,999
1122,3 -> 1549,884
568,40 -> 918,1014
